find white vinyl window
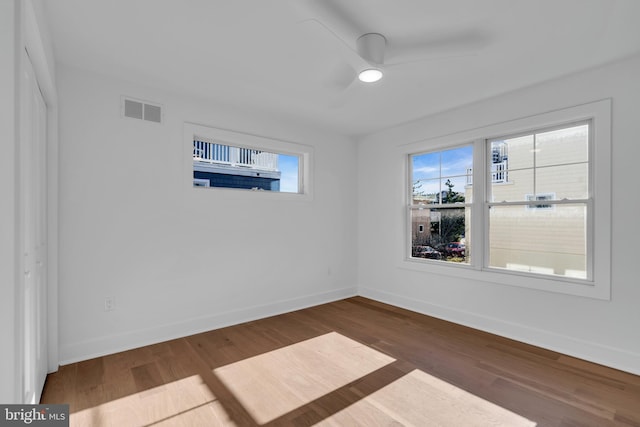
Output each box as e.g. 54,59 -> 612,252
410,145 -> 472,264
184,123 -> 313,199
404,100 -> 611,300
487,123 -> 590,279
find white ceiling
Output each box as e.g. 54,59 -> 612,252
42,0 -> 640,136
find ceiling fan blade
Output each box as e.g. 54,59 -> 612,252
327,78 -> 361,109
299,18 -> 371,71
295,0 -> 363,47
385,29 -> 490,65
324,61 -> 357,91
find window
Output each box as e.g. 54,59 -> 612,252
193,178 -> 210,187
184,123 -> 312,198
410,145 -> 472,263
403,100 -> 611,300
487,123 -> 589,279
193,138 -> 298,192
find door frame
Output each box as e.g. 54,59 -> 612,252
20,46 -> 49,404
18,0 -> 60,401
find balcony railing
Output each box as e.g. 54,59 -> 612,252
193,140 -> 278,171
492,161 -> 508,183
466,160 -> 509,185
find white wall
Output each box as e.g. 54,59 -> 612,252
0,0 -> 20,404
57,65 -> 358,363
357,54 -> 640,375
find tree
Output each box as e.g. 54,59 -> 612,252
443,179 -> 465,203
412,180 -> 425,198
426,179 -> 466,249
426,209 -> 465,248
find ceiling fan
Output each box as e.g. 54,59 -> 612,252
297,1 -> 488,97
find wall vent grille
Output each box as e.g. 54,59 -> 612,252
122,97 -> 163,123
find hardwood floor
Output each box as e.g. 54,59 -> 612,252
41,297 -> 640,426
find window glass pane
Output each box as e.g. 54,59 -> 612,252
412,145 -> 473,204
441,146 -> 474,176
193,138 -> 300,193
278,154 -> 300,193
413,178 -> 440,204
411,206 -> 469,264
536,124 -> 588,167
491,169 -> 533,202
488,204 -> 587,279
489,123 -> 589,203
439,176 -> 468,204
412,151 -> 441,180
495,135 -> 534,170
536,163 -> 588,200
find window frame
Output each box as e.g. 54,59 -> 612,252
401,100 -> 611,300
184,122 -> 313,200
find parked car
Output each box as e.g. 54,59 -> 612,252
444,242 -> 465,257
412,245 -> 442,260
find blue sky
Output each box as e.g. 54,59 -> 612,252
412,145 -> 473,196
278,154 -> 299,193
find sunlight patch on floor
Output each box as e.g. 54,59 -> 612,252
71,374 -> 234,427
69,334 -> 537,426
213,332 -> 396,424
316,369 -> 537,427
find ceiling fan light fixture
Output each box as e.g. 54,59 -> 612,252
358,68 -> 383,83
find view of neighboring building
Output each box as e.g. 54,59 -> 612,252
411,123 -> 589,279
193,138 -> 281,190
481,123 -> 589,278
411,194 -> 467,255
411,145 -> 471,262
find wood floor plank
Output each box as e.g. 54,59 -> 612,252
131,362 -> 165,393
41,297 -> 640,426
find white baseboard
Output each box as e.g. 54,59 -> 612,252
59,286 -> 357,365
59,285 -> 640,376
359,286 -> 640,376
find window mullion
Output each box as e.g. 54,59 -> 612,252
533,132 -> 537,197
472,138 -> 485,270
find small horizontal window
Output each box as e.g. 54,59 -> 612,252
193,137 -> 299,193
184,123 -> 312,198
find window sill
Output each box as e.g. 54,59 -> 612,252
191,184 -> 313,202
398,258 -> 610,300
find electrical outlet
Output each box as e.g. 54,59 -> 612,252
104,297 -> 115,311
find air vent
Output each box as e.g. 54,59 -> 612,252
122,97 -> 163,123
